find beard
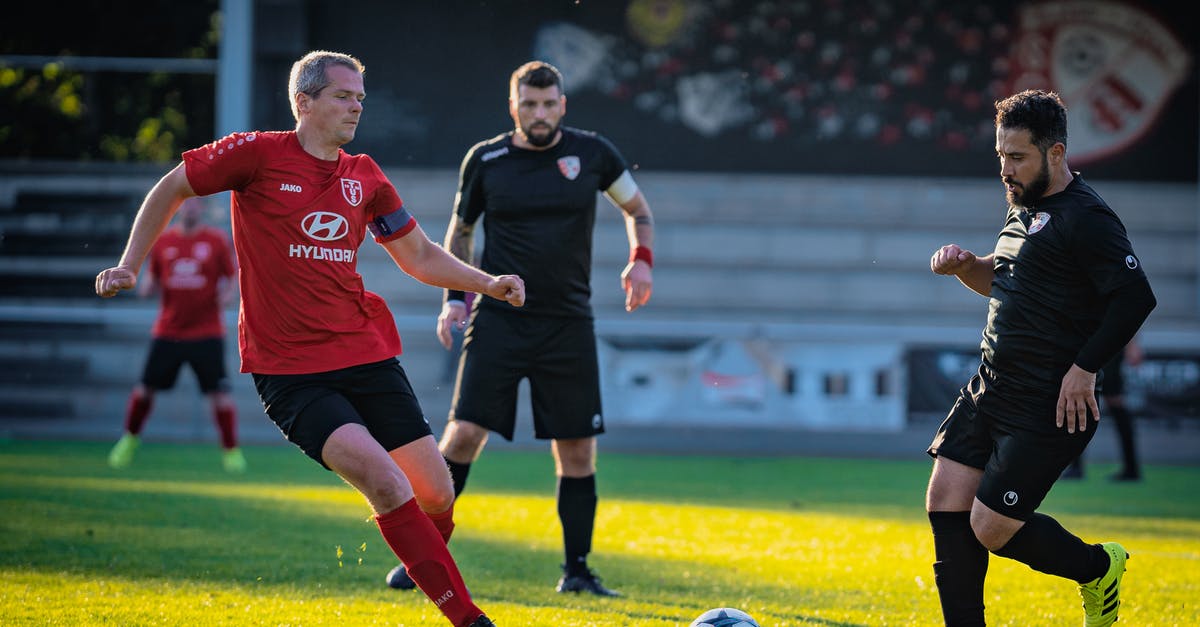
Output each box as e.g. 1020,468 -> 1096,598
521,120 -> 559,147
1005,155 -> 1051,208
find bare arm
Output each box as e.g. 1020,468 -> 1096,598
442,212 -> 476,268
930,244 -> 995,297
430,213 -> 480,348
96,164 -> 196,297
382,222 -> 523,305
611,188 -> 655,312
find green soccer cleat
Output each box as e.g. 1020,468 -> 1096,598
222,447 -> 247,474
107,433 -> 140,469
1079,542 -> 1128,627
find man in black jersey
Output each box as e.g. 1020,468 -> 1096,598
385,61 -> 654,597
924,90 -> 1156,627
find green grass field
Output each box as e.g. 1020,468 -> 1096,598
1,440 -> 1197,626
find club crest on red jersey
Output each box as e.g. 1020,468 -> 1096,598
557,156 -> 581,180
1028,212 -> 1051,234
341,178 -> 363,207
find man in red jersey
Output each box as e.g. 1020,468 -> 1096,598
95,50 -> 519,627
107,197 -> 244,473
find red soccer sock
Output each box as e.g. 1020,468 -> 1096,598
376,499 -> 482,627
124,391 -> 153,435
214,406 -> 238,449
427,503 -> 456,544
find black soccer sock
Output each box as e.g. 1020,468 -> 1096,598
445,457 -> 472,498
557,474 -> 597,575
993,512 -> 1110,583
929,511 -> 988,627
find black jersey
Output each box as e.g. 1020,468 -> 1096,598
982,175 -> 1147,390
455,126 -> 628,317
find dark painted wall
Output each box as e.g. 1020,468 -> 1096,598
252,0 -> 1198,181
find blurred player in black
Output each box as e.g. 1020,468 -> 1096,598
925,90 -> 1155,627
386,60 -> 655,597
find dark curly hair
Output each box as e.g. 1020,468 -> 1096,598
994,89 -> 1068,154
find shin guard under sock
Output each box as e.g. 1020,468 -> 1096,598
427,502 -> 456,544
375,499 -> 481,626
929,511 -> 988,627
557,474 -> 597,575
993,512 -> 1110,583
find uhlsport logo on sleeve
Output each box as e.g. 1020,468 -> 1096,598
341,178 -> 363,206
557,156 -> 581,180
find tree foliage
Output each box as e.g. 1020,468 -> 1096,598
0,2 -> 220,162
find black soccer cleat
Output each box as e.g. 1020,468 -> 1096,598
385,564 -> 416,590
466,615 -> 496,627
555,566 -> 621,597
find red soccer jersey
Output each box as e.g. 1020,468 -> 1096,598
148,226 -> 236,340
182,131 -> 416,374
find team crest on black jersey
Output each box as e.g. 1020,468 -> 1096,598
341,178 -> 363,207
1028,212 -> 1051,234
557,156 -> 581,180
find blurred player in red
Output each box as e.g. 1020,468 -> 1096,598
96,50 -> 518,627
107,197 -> 244,472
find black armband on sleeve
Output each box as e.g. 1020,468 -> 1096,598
1074,278 -> 1157,372
367,206 -> 416,242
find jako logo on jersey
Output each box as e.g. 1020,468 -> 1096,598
1028,212 -> 1051,234
341,178 -> 363,206
1003,491 -> 1019,506
557,156 -> 581,180
301,212 -> 349,241
280,183 -> 302,193
1126,255 -> 1139,269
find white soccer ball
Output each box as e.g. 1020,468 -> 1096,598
689,607 -> 761,627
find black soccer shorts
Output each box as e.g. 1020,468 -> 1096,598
927,364 -> 1097,520
252,358 -> 433,469
449,309 -> 604,441
141,337 -> 230,394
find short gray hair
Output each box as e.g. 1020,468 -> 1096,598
288,50 -> 364,122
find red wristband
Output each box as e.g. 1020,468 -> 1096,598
630,246 -> 653,268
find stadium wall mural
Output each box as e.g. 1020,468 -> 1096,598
288,0 -> 1197,180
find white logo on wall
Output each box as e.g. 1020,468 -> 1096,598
532,21 -> 611,93
341,178 -> 363,207
677,71 -> 755,137
1003,491 -> 1019,506
302,212 -> 349,241
1125,255 -> 1138,269
1009,1 -> 1191,164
